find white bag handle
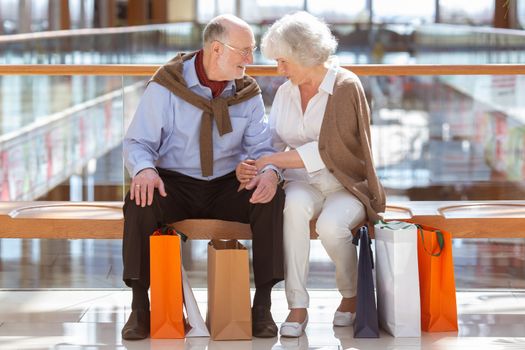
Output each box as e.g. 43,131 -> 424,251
182,266 -> 210,337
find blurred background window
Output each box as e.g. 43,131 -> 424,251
439,0 -> 494,25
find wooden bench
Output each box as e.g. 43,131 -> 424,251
1,200 -> 525,239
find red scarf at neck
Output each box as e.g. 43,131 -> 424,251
195,49 -> 227,98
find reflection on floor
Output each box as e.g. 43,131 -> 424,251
1,238 -> 525,349
1,290 -> 525,349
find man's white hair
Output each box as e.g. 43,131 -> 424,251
261,11 -> 338,67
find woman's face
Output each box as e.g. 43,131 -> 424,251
276,58 -> 308,86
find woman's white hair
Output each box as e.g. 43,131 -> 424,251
261,11 -> 338,67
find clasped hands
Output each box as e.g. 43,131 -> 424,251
129,159 -> 278,207
236,156 -> 279,204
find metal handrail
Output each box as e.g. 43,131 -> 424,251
0,64 -> 525,76
0,23 -> 191,43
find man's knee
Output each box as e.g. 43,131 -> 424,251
123,190 -> 165,214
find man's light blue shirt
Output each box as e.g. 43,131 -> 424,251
123,55 -> 276,180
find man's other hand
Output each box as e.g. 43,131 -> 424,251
236,159 -> 257,183
130,168 -> 167,207
245,170 -> 279,204
236,159 -> 258,191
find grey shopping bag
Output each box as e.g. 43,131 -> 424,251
353,226 -> 380,338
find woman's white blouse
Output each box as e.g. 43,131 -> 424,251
269,66 -> 344,192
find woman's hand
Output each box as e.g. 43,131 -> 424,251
254,156 -> 270,171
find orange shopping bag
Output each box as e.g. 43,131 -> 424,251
150,227 -> 186,339
416,224 -> 458,332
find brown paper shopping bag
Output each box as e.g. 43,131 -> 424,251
150,230 -> 185,339
206,239 -> 252,340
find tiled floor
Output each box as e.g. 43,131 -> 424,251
1,238 -> 525,349
1,290 -> 525,349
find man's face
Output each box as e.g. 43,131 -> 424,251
217,27 -> 255,80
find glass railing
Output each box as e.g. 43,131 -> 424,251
0,64 -> 524,203
364,74 -> 525,200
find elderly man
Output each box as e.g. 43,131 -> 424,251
121,14 -> 284,340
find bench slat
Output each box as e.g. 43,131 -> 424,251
1,200 -> 524,239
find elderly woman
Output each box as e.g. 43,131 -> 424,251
238,12 -> 385,337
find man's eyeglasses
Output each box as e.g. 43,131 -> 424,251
217,41 -> 257,57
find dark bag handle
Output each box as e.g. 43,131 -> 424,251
152,224 -> 188,242
417,224 -> 443,257
352,226 -> 374,269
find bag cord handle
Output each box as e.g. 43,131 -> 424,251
417,225 -> 444,257
377,219 -> 413,230
153,223 -> 189,242
352,226 -> 375,269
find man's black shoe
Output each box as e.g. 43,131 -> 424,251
252,305 -> 278,338
122,310 -> 150,340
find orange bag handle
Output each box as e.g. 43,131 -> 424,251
417,225 -> 444,257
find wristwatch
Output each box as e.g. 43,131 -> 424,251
261,165 -> 284,185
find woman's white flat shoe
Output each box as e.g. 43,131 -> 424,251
279,314 -> 309,337
333,311 -> 356,327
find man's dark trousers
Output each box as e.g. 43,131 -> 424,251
122,168 -> 285,290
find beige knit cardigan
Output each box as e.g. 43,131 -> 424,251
318,68 -> 386,222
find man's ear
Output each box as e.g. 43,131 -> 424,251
210,41 -> 223,56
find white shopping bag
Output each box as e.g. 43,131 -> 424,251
182,266 -> 210,337
375,220 -> 421,337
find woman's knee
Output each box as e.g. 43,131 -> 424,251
315,212 -> 354,241
283,191 -> 315,218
